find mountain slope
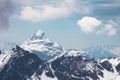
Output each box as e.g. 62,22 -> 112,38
1,45 -> 120,80
0,45 -> 44,80
29,54 -> 120,80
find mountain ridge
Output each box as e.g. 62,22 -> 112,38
0,30 -> 120,80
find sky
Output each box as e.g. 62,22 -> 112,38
0,0 -> 120,49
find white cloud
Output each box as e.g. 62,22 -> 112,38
104,24 -> 116,36
77,17 -> 102,33
14,0 -> 120,22
97,20 -> 117,36
110,47 -> 120,55
78,17 -> 117,36
19,0 -> 92,22
20,5 -> 70,21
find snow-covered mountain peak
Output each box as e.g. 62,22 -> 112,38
30,30 -> 50,42
20,30 -> 65,60
34,30 -> 43,36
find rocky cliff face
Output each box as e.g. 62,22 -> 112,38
0,46 -> 44,80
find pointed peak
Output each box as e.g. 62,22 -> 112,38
30,30 -> 50,41
35,30 -> 44,36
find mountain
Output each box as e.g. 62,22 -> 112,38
30,55 -> 120,80
1,45 -> 120,80
0,30 -> 120,80
20,30 -> 65,60
82,45 -> 120,58
0,45 -> 44,80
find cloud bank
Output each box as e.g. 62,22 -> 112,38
0,0 -> 15,30
20,5 -> 70,22
97,20 -> 117,36
19,0 -> 92,22
0,0 -> 120,34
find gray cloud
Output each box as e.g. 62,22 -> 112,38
0,0 -> 15,30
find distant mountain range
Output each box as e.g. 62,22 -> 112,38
0,30 -> 120,80
82,45 -> 120,58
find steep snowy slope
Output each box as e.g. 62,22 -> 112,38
20,30 -> 65,60
0,51 -> 12,69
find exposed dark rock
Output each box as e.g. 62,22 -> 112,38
0,50 -> 1,54
116,63 -> 120,74
50,56 -> 101,80
0,45 -> 44,80
101,61 -> 114,72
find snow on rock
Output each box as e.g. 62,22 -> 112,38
109,58 -> 120,66
65,49 -> 84,57
98,67 -> 120,80
40,71 -> 58,80
0,51 -> 12,69
1,30 -> 120,80
20,30 -> 65,60
102,69 -> 116,80
30,30 -> 50,42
